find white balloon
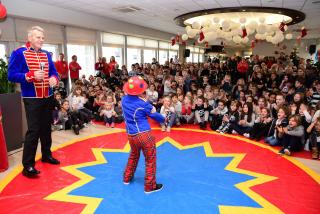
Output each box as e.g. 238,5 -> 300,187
181,34 -> 189,41
192,21 -> 201,30
285,33 -> 293,40
257,24 -> 267,34
205,31 -> 218,41
213,17 -> 220,23
248,21 -> 258,30
202,27 -> 211,33
255,34 -> 261,40
259,17 -> 266,23
266,35 -> 272,42
266,31 -> 275,36
260,34 -> 266,40
187,29 -> 198,38
211,23 -> 220,30
233,35 -> 242,43
239,17 -> 246,24
185,26 -> 191,32
202,19 -> 212,28
246,28 -> 255,35
221,20 -> 230,31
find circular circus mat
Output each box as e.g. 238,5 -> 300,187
0,128 -> 319,214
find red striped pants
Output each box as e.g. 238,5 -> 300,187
123,131 -> 156,191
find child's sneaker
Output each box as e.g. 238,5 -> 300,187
144,184 -> 163,194
105,123 -> 110,128
232,130 -> 238,134
111,122 -> 115,128
243,133 -> 250,138
161,125 -> 166,131
284,148 -> 291,156
166,126 -> 171,132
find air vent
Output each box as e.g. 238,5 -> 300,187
312,0 -> 320,4
113,6 -> 143,13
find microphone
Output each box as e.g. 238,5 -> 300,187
40,62 -> 45,71
40,62 -> 45,82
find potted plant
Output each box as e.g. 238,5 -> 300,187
0,58 -> 14,93
0,57 -> 23,152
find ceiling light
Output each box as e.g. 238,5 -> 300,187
174,7 -> 305,45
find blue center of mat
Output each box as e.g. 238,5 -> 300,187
70,142 -> 261,213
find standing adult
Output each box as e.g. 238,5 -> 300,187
8,26 -> 60,178
108,56 -> 117,74
237,57 -> 249,81
69,55 -> 81,83
122,76 -> 165,193
55,53 -> 69,91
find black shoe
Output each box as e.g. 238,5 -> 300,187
73,125 -> 80,135
41,156 -> 60,165
22,166 -> 40,177
145,184 -> 163,194
278,148 -> 285,155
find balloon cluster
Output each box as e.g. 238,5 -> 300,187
181,17 -> 295,46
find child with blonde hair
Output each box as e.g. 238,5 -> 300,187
160,96 -> 176,132
100,102 -> 117,128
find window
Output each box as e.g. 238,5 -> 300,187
67,44 -> 95,78
199,54 -> 204,63
0,44 -> 7,62
186,53 -> 193,63
159,50 -> 168,65
159,42 -> 169,49
143,49 -> 156,63
193,53 -> 199,63
42,44 -> 59,61
127,48 -> 141,67
102,47 -> 123,66
169,51 -> 178,62
102,33 -> 125,45
127,36 -> 144,47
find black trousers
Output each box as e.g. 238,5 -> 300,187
23,96 -> 54,168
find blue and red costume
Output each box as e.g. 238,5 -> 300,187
122,76 -> 164,192
8,43 -> 60,172
8,44 -> 59,98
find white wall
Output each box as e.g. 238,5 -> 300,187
2,0 -> 174,41
252,39 -> 319,59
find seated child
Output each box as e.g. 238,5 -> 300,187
217,100 -> 240,134
210,100 -> 228,130
57,100 -> 83,135
100,102 -> 117,128
278,115 -> 305,156
306,118 -> 320,159
194,96 -> 209,130
160,96 -> 176,132
181,96 -> 194,124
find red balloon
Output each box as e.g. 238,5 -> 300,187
0,4 -> 7,19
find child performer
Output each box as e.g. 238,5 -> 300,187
122,76 -> 165,194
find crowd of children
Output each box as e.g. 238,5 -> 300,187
52,53 -> 320,159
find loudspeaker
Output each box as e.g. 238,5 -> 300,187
309,45 -> 316,55
184,49 -> 190,57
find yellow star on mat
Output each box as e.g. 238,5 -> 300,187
44,130 -> 283,214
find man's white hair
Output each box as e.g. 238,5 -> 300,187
27,26 -> 44,37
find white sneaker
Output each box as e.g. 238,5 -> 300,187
232,130 -> 238,134
243,133 -> 250,138
161,125 -> 166,131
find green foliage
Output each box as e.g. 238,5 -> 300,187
0,58 -> 15,94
